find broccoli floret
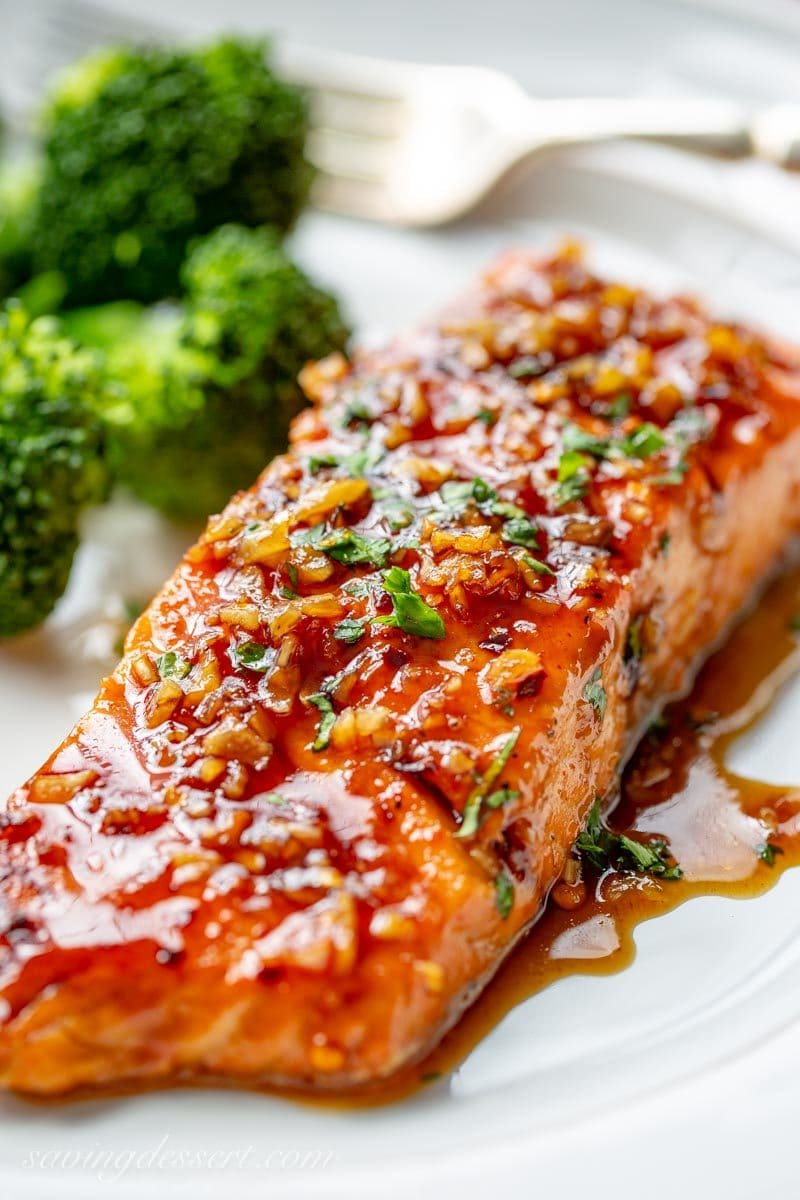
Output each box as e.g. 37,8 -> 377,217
63,224 -> 349,521
0,156 -> 41,299
34,39 -> 313,305
0,305 -> 109,636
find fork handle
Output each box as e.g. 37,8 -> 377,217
525,97 -> 798,166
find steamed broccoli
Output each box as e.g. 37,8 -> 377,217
33,39 -> 313,305
0,156 -> 40,299
63,224 -> 349,521
0,305 -> 109,636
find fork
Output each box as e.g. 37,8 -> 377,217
7,2 -> 800,229
278,43 -> 800,226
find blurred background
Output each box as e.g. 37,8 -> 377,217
2,0 -> 797,245
3,0 -> 800,115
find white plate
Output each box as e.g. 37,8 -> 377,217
3,4 -> 800,1198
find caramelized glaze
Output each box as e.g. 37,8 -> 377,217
3,244 -> 800,1096
396,562 -> 800,1099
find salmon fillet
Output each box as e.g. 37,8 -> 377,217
2,243 -> 800,1095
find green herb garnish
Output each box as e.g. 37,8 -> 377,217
554,450 -> 591,506
457,730 -> 520,839
375,490 -> 415,531
307,692 -> 336,751
342,580 -> 371,601
583,668 -> 607,720
508,355 -> 548,380
564,419 -> 665,462
279,561 -> 299,600
756,841 -> 784,867
502,516 -> 540,549
563,423 -> 614,459
308,454 -> 339,474
618,422 -> 666,459
576,799 -> 682,879
485,784 -> 521,809
334,618 -> 366,645
261,792 -> 286,806
232,641 -> 272,673
494,870 -> 515,919
606,392 -> 632,420
520,553 -> 555,577
650,462 -> 689,487
156,651 -> 191,680
376,566 -> 446,639
292,524 -> 392,569
625,615 -> 644,664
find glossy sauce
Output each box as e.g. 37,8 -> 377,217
8,245 -> 800,1098
339,562 -> 800,1103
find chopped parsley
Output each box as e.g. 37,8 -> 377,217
618,422 -> 666,459
606,392 -> 632,420
757,841 -> 784,867
436,476 -> 549,556
508,354 -> 549,380
583,667 -> 607,720
457,730 -> 520,839
342,578 -> 371,599
494,870 -> 515,919
342,393 -> 375,425
439,477 -> 526,522
440,477 -> 494,511
562,423 -> 614,459
156,651 -> 191,680
502,516 -> 540,549
485,784 -> 521,809
374,490 -> 415,531
307,692 -> 336,751
625,615 -> 644,664
563,419 -> 666,462
308,445 -> 384,478
334,617 -> 366,645
520,552 -> 555,577
476,408 -> 498,426
650,462 -> 689,488
261,792 -> 286,806
647,407 -> 710,486
308,453 -> 339,474
279,561 -> 299,600
670,405 -> 712,444
376,566 -> 446,639
659,531 -> 671,556
291,523 -> 392,569
576,799 -> 682,879
554,450 -> 591,506
232,641 -> 272,673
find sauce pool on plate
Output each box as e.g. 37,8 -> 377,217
346,562 -> 800,1103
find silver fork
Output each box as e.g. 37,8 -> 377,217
7,2 -> 800,229
278,43 -> 800,226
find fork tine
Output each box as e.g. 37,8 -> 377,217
310,173 -> 401,224
306,128 -> 395,183
306,88 -> 405,140
277,43 -> 418,103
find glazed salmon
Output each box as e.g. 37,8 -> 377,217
2,244 -> 800,1095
